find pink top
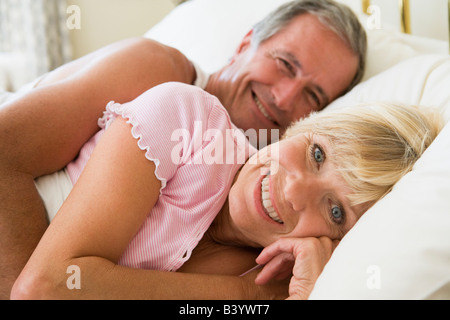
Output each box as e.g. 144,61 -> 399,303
66,82 -> 257,271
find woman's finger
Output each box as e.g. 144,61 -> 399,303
254,252 -> 294,285
256,238 -> 300,265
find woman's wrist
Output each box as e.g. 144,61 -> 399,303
240,270 -> 289,300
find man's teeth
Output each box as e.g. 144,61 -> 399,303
261,175 -> 283,224
254,95 -> 275,123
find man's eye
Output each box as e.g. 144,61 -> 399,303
308,90 -> 321,109
278,58 -> 295,76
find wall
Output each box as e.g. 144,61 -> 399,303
65,0 -> 448,60
409,0 -> 449,41
66,0 -> 176,59
339,0 -> 449,41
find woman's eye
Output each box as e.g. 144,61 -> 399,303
331,206 -> 344,223
313,145 -> 325,164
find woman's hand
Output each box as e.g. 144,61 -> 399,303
254,237 -> 339,300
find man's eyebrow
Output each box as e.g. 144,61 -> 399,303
281,51 -> 303,70
280,51 -> 330,109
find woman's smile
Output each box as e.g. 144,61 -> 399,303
254,169 -> 284,226
261,173 -> 284,224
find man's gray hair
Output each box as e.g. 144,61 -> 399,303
252,0 -> 367,92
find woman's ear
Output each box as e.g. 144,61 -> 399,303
229,29 -> 254,65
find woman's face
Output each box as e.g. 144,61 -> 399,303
227,133 -> 366,247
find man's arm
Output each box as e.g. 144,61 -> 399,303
0,37 -> 195,176
0,37 -> 195,299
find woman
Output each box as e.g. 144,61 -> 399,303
11,82 -> 443,300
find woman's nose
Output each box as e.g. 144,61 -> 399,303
283,170 -> 319,212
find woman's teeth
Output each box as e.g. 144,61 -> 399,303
254,95 -> 275,123
261,175 -> 283,224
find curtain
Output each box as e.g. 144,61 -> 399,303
0,0 -> 72,89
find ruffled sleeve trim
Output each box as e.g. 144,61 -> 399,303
98,101 -> 168,191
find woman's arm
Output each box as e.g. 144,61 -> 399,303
11,118 -> 286,300
0,38 -> 195,298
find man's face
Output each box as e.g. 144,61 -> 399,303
208,14 -> 359,142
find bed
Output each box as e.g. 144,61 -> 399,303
143,0 -> 450,299
2,0 -> 449,300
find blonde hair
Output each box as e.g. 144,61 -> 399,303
284,103 -> 444,207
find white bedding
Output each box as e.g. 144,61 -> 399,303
0,90 -> 14,105
34,169 -> 72,223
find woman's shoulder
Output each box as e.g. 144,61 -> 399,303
132,82 -> 229,126
147,82 -> 216,105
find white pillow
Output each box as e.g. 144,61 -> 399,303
325,54 -> 450,121
145,0 -> 291,74
356,14 -> 448,81
310,54 -> 450,300
144,0 -> 448,79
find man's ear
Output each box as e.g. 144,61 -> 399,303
229,29 -> 254,64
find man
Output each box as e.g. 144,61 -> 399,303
0,0 -> 366,299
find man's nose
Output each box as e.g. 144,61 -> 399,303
271,78 -> 305,112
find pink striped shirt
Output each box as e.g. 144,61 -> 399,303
66,82 -> 257,271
